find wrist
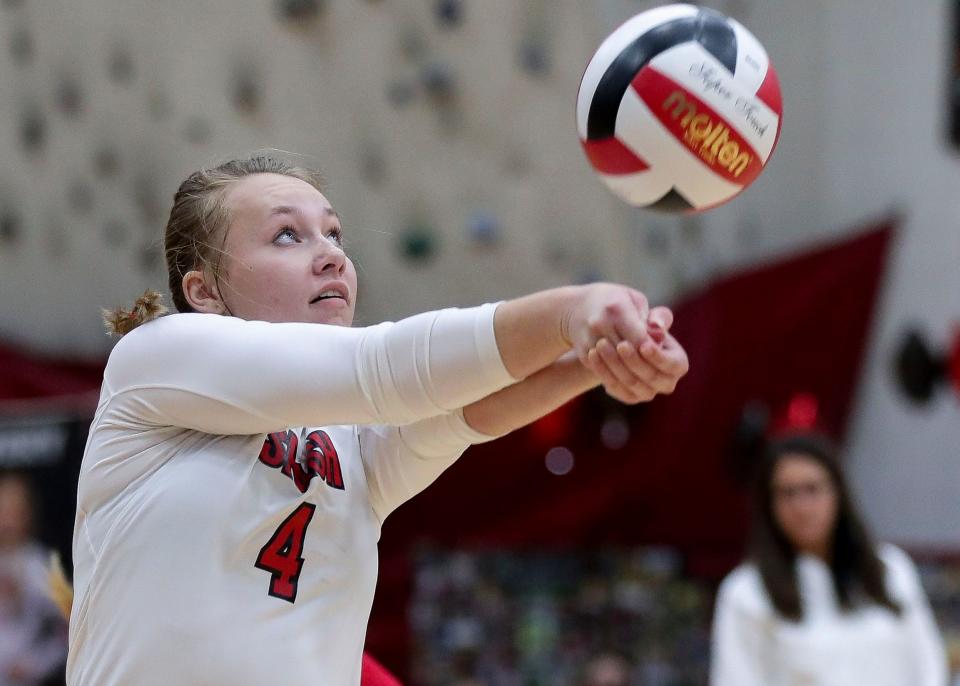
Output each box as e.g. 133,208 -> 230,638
556,349 -> 601,392
559,284 -> 589,349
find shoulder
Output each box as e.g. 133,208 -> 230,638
105,313 -> 239,377
720,562 -> 763,592
111,312 -> 232,350
877,542 -> 926,598
717,563 -> 771,614
877,543 -> 918,585
109,312 -> 210,354
877,542 -> 918,575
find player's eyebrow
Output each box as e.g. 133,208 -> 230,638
269,206 -> 339,220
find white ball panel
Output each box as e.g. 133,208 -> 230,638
576,4 -> 699,139
728,17 -> 770,94
614,87 -> 743,208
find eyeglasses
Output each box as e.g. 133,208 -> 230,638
773,480 -> 834,502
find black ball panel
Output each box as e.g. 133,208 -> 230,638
585,10 -> 739,141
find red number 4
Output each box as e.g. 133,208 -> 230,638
255,503 -> 316,603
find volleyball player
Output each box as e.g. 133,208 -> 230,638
66,155 -> 689,685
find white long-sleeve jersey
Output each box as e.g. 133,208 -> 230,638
67,305 -> 516,686
710,544 -> 948,686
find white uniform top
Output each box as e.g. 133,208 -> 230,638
710,544 -> 948,686
67,305 -> 516,686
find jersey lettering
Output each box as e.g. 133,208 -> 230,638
257,431 -> 290,468
306,430 -> 344,490
258,429 -> 345,493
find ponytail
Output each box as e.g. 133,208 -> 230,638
102,289 -> 168,337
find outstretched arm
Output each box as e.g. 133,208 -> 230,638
102,283 -> 659,435
361,315 -> 689,521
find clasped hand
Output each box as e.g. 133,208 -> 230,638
565,284 -> 689,404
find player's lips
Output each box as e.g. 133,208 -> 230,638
309,282 -> 349,305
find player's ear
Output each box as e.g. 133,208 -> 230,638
182,270 -> 225,314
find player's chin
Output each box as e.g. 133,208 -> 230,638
306,300 -> 354,327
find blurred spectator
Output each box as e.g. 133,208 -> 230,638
711,433 -> 947,685
411,549 -> 710,685
0,471 -> 67,686
580,652 -> 629,686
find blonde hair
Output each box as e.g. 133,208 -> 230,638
103,155 -> 325,336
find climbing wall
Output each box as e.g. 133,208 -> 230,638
1,0 -> 714,354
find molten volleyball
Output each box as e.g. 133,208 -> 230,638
576,4 -> 782,212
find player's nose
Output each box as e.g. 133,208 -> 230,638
312,238 -> 346,276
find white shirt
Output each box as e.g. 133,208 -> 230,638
0,542 -> 68,685
67,306 -> 515,686
711,544 -> 948,686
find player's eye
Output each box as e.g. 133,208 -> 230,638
273,226 -> 300,244
326,226 -> 344,247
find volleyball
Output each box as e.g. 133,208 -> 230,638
576,4 -> 783,212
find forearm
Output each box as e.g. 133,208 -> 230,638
461,351 -> 599,437
493,286 -> 583,379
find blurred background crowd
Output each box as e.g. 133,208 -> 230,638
0,0 -> 958,683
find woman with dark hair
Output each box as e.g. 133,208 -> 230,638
710,433 -> 947,685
